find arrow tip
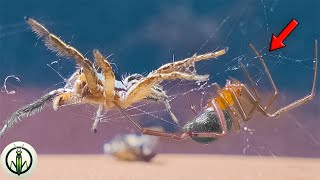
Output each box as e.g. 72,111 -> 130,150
269,34 -> 286,51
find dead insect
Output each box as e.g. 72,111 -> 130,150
103,133 -> 159,162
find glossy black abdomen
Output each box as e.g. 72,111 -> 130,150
183,108 -> 232,144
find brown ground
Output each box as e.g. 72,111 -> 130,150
1,154 -> 319,180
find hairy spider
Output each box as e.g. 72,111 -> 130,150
0,18 -> 227,137
116,40 -> 318,144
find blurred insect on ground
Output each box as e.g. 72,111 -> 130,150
103,132 -> 159,162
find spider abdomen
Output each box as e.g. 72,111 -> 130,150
183,108 -> 232,144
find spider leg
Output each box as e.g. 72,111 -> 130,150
52,91 -> 82,111
238,60 -> 260,100
233,61 -> 261,121
212,83 -> 238,116
240,84 -> 284,118
213,83 -> 241,131
122,72 -> 209,108
261,40 -> 317,117
249,44 -> 278,110
64,69 -> 81,89
187,94 -> 198,115
247,40 -> 317,118
0,89 -> 65,137
155,48 -> 228,74
162,100 -> 179,124
93,50 -> 115,99
229,86 -> 258,122
146,86 -> 179,124
91,105 -> 104,133
26,18 -> 101,96
114,103 -> 188,140
123,74 -> 180,124
231,61 -> 262,121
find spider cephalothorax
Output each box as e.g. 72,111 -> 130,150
0,18 -> 227,136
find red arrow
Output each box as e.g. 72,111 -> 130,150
269,19 -> 299,51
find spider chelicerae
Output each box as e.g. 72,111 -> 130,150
0,17 -> 227,136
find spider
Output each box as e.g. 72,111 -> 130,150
116,40 -> 318,144
0,18 -> 227,137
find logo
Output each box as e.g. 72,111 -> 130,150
1,141 -> 37,178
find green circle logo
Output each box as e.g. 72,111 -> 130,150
1,141 -> 37,178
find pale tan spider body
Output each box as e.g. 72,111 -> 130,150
0,18 -> 227,136
51,49 -> 221,110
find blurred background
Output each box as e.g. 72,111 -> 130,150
0,0 -> 320,158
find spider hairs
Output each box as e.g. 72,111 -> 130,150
0,18 -> 228,137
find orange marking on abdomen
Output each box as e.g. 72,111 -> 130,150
213,89 -> 234,110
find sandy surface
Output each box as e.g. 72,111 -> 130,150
1,154 -> 319,180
